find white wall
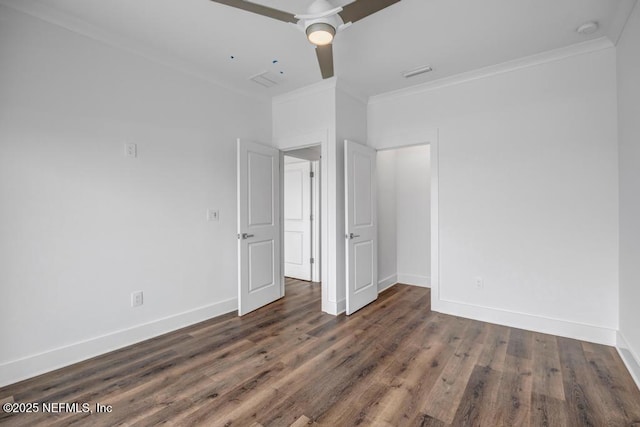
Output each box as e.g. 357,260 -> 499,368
0,6 -> 271,386
396,145 -> 431,287
617,2 -> 640,385
376,150 -> 397,291
369,44 -> 619,344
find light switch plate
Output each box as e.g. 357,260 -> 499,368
207,209 -> 219,222
124,143 -> 137,158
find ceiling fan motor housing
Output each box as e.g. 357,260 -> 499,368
297,0 -> 345,42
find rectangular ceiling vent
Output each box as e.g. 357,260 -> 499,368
249,71 -> 284,88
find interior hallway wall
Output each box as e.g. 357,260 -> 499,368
396,145 -> 431,287
376,150 -> 398,290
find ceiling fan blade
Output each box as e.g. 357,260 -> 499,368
210,0 -> 297,23
315,44 -> 334,79
338,0 -> 401,23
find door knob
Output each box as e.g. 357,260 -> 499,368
348,233 -> 360,240
241,233 -> 255,240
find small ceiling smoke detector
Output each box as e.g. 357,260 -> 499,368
577,21 -> 599,35
403,65 -> 433,78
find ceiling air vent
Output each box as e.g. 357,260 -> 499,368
249,71 -> 283,88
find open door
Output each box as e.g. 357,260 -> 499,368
284,159 -> 312,281
345,140 -> 378,315
237,139 -> 282,316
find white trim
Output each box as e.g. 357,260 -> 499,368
272,78 -> 337,105
436,298 -> 616,346
275,131 -> 327,151
369,38 -> 614,105
378,274 -> 398,293
397,274 -> 430,288
311,160 -> 321,282
325,299 -> 346,316
369,128 -> 439,156
0,298 -> 237,387
617,331 -> 640,391
430,135 -> 441,312
336,78 -> 368,105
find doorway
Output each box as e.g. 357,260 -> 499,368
237,138 -> 436,316
283,145 -> 321,283
376,144 -> 432,292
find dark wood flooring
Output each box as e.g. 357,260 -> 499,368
1,279 -> 639,426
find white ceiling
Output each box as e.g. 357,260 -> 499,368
4,0 -> 637,99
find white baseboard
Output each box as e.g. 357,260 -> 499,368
617,331 -> 640,391
324,299 -> 346,316
378,274 -> 398,292
0,298 -> 238,388
397,273 -> 430,288
434,298 -> 617,346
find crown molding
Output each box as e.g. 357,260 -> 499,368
272,77 -> 337,105
335,77 -> 368,105
369,37 -> 615,105
0,0 -> 267,101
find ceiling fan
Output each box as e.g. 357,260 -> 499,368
210,0 -> 401,79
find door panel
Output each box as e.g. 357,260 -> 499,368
345,140 -> 378,315
248,240 -> 275,292
284,159 -> 312,281
354,241 -> 374,292
248,151 -> 274,226
238,139 -> 282,316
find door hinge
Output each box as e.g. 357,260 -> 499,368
310,257 -> 315,264
310,171 -> 315,178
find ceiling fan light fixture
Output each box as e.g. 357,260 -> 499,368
306,22 -> 335,46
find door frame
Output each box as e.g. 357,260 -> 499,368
277,130 -> 332,313
282,156 -> 314,281
374,138 -> 440,312
311,160 -> 321,282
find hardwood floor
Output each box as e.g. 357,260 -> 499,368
1,279 -> 639,426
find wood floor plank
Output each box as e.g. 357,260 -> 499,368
1,281 -> 639,426
582,344 -> 640,424
450,364 -> 502,426
530,392 -> 570,427
557,336 -> 606,427
531,332 -> 565,401
491,353 -> 534,426
421,321 -> 488,424
477,323 -> 510,371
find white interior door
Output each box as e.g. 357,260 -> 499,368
345,140 -> 378,315
284,159 -> 312,281
237,139 -> 282,316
